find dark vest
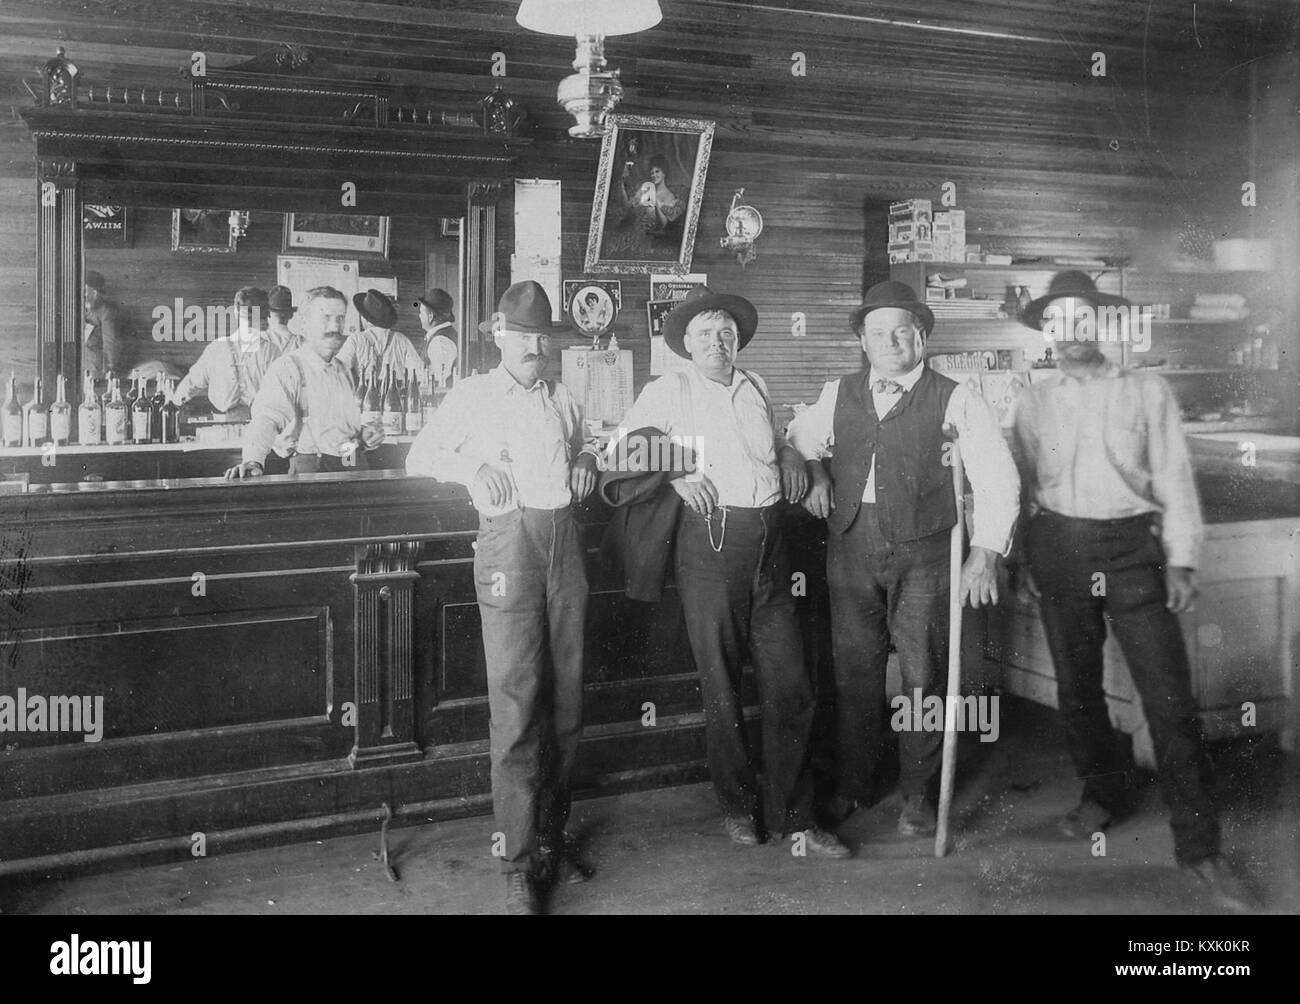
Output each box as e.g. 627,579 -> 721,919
826,366 -> 958,540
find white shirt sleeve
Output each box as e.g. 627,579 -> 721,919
404,379 -> 485,487
785,379 -> 840,461
946,382 -> 1021,555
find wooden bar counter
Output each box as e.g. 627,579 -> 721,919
0,472 -> 707,875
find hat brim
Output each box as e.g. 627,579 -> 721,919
353,292 -> 397,330
849,300 -> 935,336
1021,290 -> 1130,331
662,293 -> 758,359
476,317 -> 572,336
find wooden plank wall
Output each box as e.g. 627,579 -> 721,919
0,0 -> 1294,415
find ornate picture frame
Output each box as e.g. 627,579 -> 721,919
284,213 -> 390,256
171,209 -> 237,253
584,115 -> 715,276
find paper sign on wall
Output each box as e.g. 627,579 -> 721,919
513,179 -> 563,320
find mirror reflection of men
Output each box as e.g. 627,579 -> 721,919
267,285 -> 302,354
83,270 -> 132,379
1011,271 -> 1253,912
787,281 -> 1019,837
225,286 -> 383,479
171,286 -> 282,417
414,288 -> 458,388
406,281 -> 600,916
612,286 -> 851,859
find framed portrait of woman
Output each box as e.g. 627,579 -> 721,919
584,115 -> 715,276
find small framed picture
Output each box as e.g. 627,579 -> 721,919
172,209 -> 236,253
440,218 -> 462,238
284,213 -> 390,256
563,279 -> 622,337
83,205 -> 130,248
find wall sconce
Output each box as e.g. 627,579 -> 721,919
41,47 -> 79,108
720,189 -> 764,267
516,0 -> 662,138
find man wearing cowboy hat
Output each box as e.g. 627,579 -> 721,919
337,288 -> 424,385
414,287 -> 459,388
611,285 -> 851,858
267,285 -> 302,355
787,280 -> 1019,836
1011,271 -> 1252,911
406,281 -> 600,915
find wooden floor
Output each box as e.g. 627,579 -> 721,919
4,704 -> 1297,915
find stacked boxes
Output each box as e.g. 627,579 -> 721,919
888,199 -> 933,263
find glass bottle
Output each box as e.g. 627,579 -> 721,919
405,368 -> 423,434
104,377 -> 128,445
24,375 -> 48,447
150,377 -> 166,443
382,366 -> 404,436
161,379 -> 181,444
131,376 -> 152,444
361,365 -> 382,425
50,373 -> 72,445
2,371 -> 23,447
78,370 -> 102,445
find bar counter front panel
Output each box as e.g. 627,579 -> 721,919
0,472 -> 722,875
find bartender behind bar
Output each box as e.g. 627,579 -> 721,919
225,286 -> 384,478
171,286 -> 282,418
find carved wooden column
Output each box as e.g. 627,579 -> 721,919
349,541 -> 423,767
36,158 -> 80,395
464,180 -> 503,375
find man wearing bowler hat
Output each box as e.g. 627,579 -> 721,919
414,287 -> 459,387
1012,271 -> 1252,911
787,280 -> 1019,836
612,285 -> 851,858
338,288 -> 423,384
267,285 -> 302,355
83,270 -> 133,379
406,281 -> 600,915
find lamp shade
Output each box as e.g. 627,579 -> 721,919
517,0 -> 662,36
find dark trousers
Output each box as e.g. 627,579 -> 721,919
474,506 -> 588,875
827,504 -> 950,803
675,505 -> 815,833
1027,510 -> 1218,865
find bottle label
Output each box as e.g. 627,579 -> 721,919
51,411 -> 71,442
2,414 -> 21,445
28,413 -> 48,443
406,411 -> 423,433
79,407 -> 102,444
361,409 -> 382,425
106,412 -> 126,444
382,411 -> 404,436
132,411 -> 151,442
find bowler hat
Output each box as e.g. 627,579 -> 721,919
1021,271 -> 1129,330
477,281 -> 569,335
414,288 -> 454,316
353,288 -> 398,330
850,281 -> 934,335
661,286 -> 758,359
84,270 -> 106,292
268,285 -> 296,316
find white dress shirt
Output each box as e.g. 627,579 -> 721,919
173,329 -> 283,412
406,365 -> 596,515
612,367 -> 785,508
787,362 -> 1020,554
241,347 -> 366,464
1012,364 -> 1203,568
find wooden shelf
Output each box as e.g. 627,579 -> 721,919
1181,418 -> 1288,434
1138,367 -> 1285,376
908,262 -> 1124,273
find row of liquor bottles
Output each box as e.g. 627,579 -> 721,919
2,371 -> 180,448
357,366 -> 434,437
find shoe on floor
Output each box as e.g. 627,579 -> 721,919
822,794 -> 861,825
897,794 -> 937,837
504,871 -> 543,916
1181,856 -> 1255,914
723,815 -> 761,846
540,834 -> 594,885
790,824 -> 853,859
1057,799 -> 1114,840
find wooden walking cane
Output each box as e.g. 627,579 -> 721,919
935,431 -> 965,857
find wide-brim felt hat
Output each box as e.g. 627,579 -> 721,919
268,285 -> 296,316
661,286 -> 758,359
850,280 -> 934,335
353,288 -> 398,329
1021,270 -> 1129,330
477,280 -> 570,335
415,287 -> 454,316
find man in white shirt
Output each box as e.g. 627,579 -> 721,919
224,287 -> 383,478
337,288 -> 424,386
267,285 -> 302,355
787,280 -> 1019,837
172,286 -> 282,416
406,281 -> 599,916
613,286 -> 851,859
414,287 -> 459,388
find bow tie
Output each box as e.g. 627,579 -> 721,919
873,378 -> 904,394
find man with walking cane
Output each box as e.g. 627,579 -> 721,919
787,280 -> 1019,837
